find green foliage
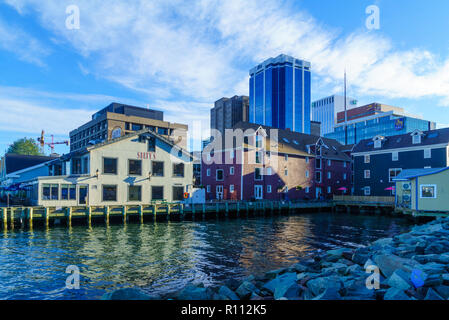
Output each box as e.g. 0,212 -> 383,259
7,138 -> 43,156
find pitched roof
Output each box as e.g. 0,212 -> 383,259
394,167 -> 449,181
4,154 -> 57,174
353,127 -> 449,154
230,122 -> 351,161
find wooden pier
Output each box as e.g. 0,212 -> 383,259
0,201 -> 334,230
333,195 -> 396,215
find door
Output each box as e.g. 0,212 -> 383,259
79,185 -> 89,205
255,185 -> 263,200
316,187 -> 322,200
216,185 -> 223,200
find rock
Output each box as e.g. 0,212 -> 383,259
372,237 -> 394,249
425,243 -> 446,255
352,247 -> 372,266
177,285 -> 211,300
412,223 -> 443,234
306,276 -> 342,297
262,272 -> 297,294
291,262 -> 309,273
213,293 -> 229,300
345,264 -> 363,276
312,287 -> 341,300
301,288 -> 315,300
322,263 -> 347,275
224,278 -> 241,291
413,254 -> 440,264
424,274 -> 443,287
325,248 -> 353,262
364,258 -> 376,270
264,268 -> 287,280
383,288 -> 410,300
424,288 -> 444,300
297,273 -> 308,281
442,274 -> 449,285
344,277 -> 376,300
102,288 -> 155,300
373,254 -> 421,278
274,282 -> 302,300
218,286 -> 239,300
434,285 -> 449,299
236,281 -> 259,300
415,241 -> 427,255
421,262 -> 447,275
387,269 -> 412,291
250,292 -> 264,300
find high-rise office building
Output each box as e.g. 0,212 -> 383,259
249,54 -> 311,134
311,95 -> 358,136
211,96 -> 249,135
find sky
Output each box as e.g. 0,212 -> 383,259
1,0 -> 449,155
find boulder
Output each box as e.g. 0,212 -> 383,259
352,247 -> 372,266
442,273 -> 449,285
306,276 -> 342,297
291,262 -> 309,273
177,285 -> 211,300
312,287 -> 341,300
236,281 -> 259,300
102,288 -> 155,300
373,254 -> 421,278
387,269 -> 412,291
264,268 -> 287,280
345,264 -> 363,276
262,272 -> 297,294
425,243 -> 446,255
274,282 -> 302,300
424,288 -> 444,300
218,285 -> 239,300
434,285 -> 449,299
421,262 -> 447,275
325,248 -> 353,262
411,223 -> 443,234
224,278 -> 241,291
383,288 -> 410,300
322,263 -> 347,275
424,274 -> 443,287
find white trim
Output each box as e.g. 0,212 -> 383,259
352,143 -> 449,157
420,184 -> 437,199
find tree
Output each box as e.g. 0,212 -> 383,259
7,138 -> 43,156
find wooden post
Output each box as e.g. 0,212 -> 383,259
87,206 -> 92,226
153,204 -> 157,221
203,203 -> 206,220
66,207 -> 72,227
139,205 -> 144,223
29,207 -> 34,228
167,204 -> 171,221
122,205 -> 127,224
225,202 -> 229,218
2,208 -> 7,229
105,206 -> 110,224
44,207 -> 49,228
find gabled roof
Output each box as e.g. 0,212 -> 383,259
60,128 -> 193,161
353,127 -> 449,154
3,154 -> 58,174
231,122 -> 351,161
394,167 -> 449,181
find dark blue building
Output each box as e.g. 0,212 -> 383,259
249,54 -> 311,134
352,128 -> 449,197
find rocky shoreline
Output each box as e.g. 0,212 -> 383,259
104,216 -> 449,300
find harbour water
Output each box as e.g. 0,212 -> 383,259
0,212 -> 414,300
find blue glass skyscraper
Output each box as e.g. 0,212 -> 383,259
249,54 -> 311,134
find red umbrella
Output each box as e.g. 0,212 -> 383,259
338,187 -> 347,191
385,186 -> 396,191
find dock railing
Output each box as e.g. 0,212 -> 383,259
333,195 -> 395,206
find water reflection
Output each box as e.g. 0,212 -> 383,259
0,212 -> 413,300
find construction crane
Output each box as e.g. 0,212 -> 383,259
37,130 -> 69,155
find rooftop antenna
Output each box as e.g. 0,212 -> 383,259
344,69 -> 348,146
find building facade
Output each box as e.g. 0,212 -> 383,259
311,95 -> 358,136
352,128 -> 449,197
6,129 -> 193,206
249,54 -> 311,134
325,103 -> 436,145
211,96 -> 249,135
201,122 -> 351,201
69,103 -> 188,152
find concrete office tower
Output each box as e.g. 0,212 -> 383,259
211,96 -> 249,135
312,95 -> 358,136
249,54 -> 311,134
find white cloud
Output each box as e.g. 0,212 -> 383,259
0,16 -> 50,66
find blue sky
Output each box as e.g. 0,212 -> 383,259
1,0 -> 449,155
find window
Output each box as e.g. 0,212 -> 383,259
316,159 -> 322,169
327,186 -> 331,193
128,186 -> 142,201
61,185 -> 76,200
343,173 -> 347,180
207,185 -> 211,193
327,160 -> 332,166
424,149 -> 431,159
173,163 -> 185,177
132,123 -> 143,131
285,169 -> 288,176
255,168 -> 263,181
344,161 -> 347,168
266,167 -> 272,176
207,169 -> 211,177
389,168 -> 402,183
364,155 -> 370,164
255,151 -> 262,164
152,161 -> 164,177
230,150 -> 235,159
103,158 -> 118,174
267,185 -> 272,193
374,140 -> 381,149
327,172 -> 331,179
42,184 -> 59,200
364,187 -> 371,196
421,185 -> 437,198
413,135 -> 421,144
103,185 -> 117,201
392,152 -> 399,161
129,159 -> 142,176
158,128 -> 168,135
230,185 -> 235,193
255,135 -> 263,148
172,186 -> 184,201
306,157 -> 309,164
266,151 -> 271,159
364,170 -> 371,179
285,154 -> 289,161
305,187 -> 310,193
148,137 -> 156,152
152,186 -> 164,200
230,167 -> 235,175
305,170 -> 309,178
316,171 -> 322,183
216,169 -> 224,181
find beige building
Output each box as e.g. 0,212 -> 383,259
15,129 -> 193,206
69,103 -> 188,152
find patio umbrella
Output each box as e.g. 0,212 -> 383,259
384,186 -> 396,191
338,187 -> 347,191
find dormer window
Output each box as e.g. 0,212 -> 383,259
374,140 -> 381,149
412,134 -> 421,144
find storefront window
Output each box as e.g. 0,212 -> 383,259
128,186 -> 142,201
103,185 -> 117,201
129,159 -> 142,175
103,158 -> 118,174
152,161 -> 164,177
173,186 -> 184,201
173,163 -> 184,177
152,186 -> 164,200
